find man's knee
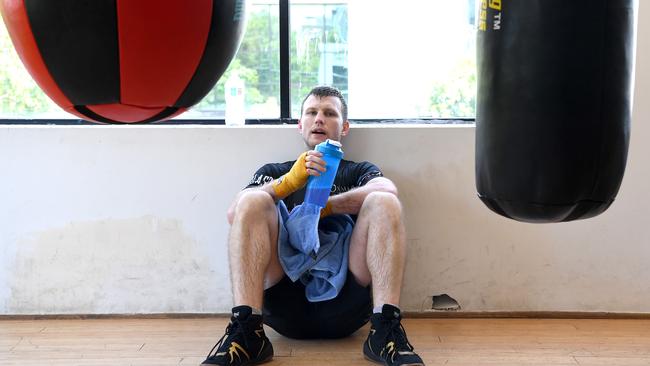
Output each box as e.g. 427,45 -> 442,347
234,190 -> 276,221
362,191 -> 402,221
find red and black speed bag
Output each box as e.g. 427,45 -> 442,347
0,0 -> 246,123
475,0 -> 635,223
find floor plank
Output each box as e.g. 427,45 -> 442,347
1,318 -> 650,365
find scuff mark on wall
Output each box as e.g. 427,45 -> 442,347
5,216 -> 228,315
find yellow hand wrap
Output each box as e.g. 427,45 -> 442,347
320,200 -> 333,218
273,152 -> 309,199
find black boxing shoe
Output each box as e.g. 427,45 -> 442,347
363,304 -> 425,366
201,306 -> 273,365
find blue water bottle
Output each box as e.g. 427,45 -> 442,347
304,139 -> 344,208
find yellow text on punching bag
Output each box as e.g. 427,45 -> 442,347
479,0 -> 502,31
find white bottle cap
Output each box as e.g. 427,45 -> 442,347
326,139 -> 342,147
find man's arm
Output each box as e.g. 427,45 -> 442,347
325,177 -> 398,216
227,151 -> 326,224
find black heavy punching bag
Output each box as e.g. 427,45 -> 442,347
476,0 -> 636,223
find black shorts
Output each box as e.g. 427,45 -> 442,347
262,272 -> 372,339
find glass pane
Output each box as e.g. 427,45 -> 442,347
290,0 -> 477,120
183,0 -> 280,119
290,1 -> 349,118
0,18 -> 68,119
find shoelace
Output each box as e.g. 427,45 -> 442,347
384,318 -> 415,353
206,319 -> 245,358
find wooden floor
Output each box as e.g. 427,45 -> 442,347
2,317 -> 650,365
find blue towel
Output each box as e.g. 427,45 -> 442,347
276,200 -> 354,302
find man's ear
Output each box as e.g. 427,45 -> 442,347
298,119 -> 303,133
341,120 -> 350,136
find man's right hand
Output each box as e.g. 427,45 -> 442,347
272,151 -> 326,199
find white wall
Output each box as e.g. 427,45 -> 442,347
1,2 -> 648,315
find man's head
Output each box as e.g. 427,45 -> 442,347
298,86 -> 350,148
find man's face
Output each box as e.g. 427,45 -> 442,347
298,95 -> 350,148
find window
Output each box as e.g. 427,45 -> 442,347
184,1 -> 281,120
0,0 -> 476,123
290,0 -> 476,120
290,2 -> 348,118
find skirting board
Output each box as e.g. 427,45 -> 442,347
2,311 -> 650,320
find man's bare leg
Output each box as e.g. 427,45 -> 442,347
348,192 -> 424,365
201,190 -> 282,365
348,191 -> 406,307
228,190 -> 285,310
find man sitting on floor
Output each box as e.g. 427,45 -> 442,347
201,86 -> 425,366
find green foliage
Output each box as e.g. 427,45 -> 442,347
196,4 -> 325,118
429,57 -> 477,118
0,20 -> 57,116
194,59 -> 262,113
238,7 -> 280,102
195,7 -> 280,115
290,29 -> 321,117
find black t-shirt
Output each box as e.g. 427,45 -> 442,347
246,159 -> 383,212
